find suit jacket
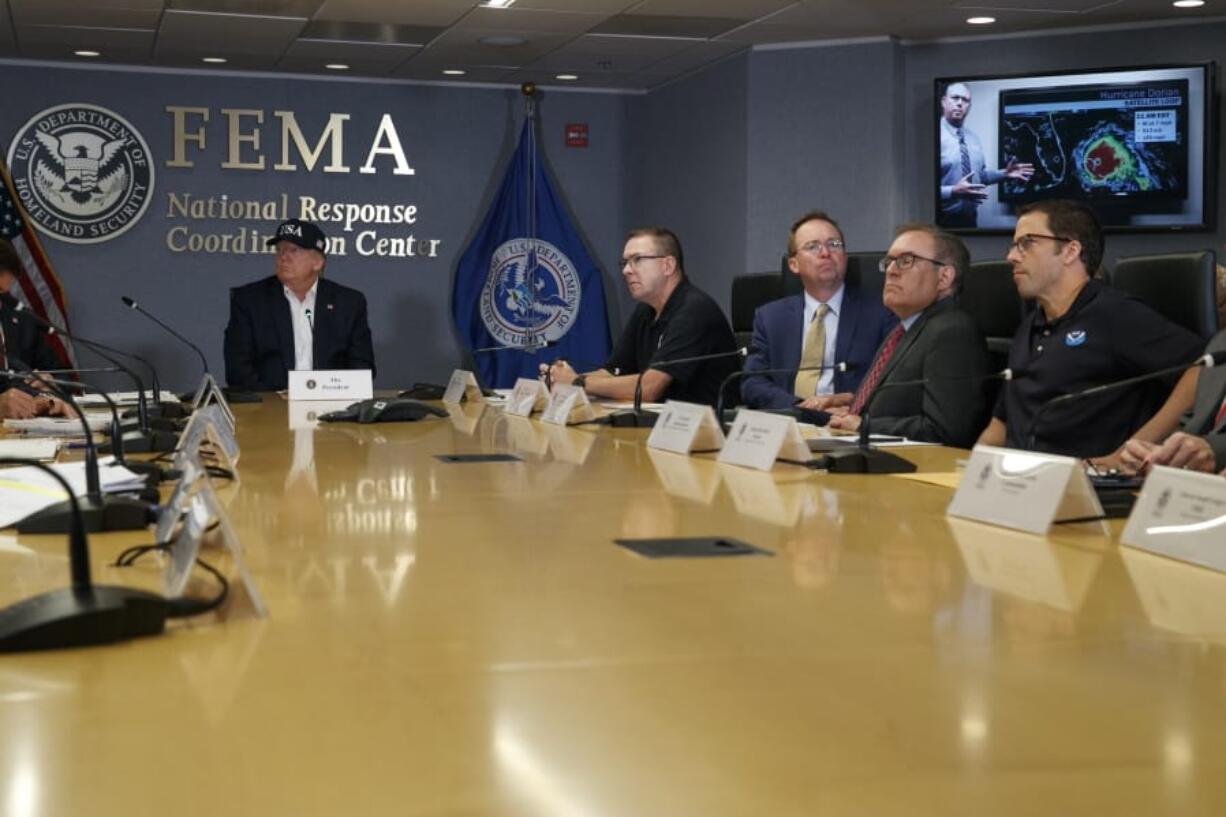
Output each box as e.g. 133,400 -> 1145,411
741,286 -> 897,409
860,298 -> 989,448
0,293 -> 60,374
1183,329 -> 1226,469
223,276 -> 375,391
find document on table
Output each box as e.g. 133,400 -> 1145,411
0,457 -> 148,528
0,438 -> 61,460
75,390 -> 181,407
3,412 -> 112,436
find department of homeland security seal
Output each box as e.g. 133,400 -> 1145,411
480,238 -> 581,347
6,103 -> 154,244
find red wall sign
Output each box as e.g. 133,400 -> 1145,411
565,123 -> 588,148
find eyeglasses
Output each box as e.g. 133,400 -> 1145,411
878,253 -> 947,273
1008,234 -> 1072,254
796,239 -> 846,256
620,254 -> 666,269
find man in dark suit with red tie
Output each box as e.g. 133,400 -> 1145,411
826,223 -> 990,448
224,219 -> 376,391
741,211 -> 896,412
1119,329 -> 1226,475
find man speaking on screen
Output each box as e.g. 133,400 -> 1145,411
938,82 -> 1035,228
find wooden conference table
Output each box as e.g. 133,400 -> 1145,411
2,398 -> 1225,816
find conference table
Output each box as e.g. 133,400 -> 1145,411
2,397 -> 1225,815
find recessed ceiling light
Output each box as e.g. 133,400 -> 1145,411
442,69 -> 466,76
74,50 -> 101,57
202,56 -> 227,64
966,16 -> 996,24
479,0 -> 516,7
1173,0 -> 1204,7
556,74 -> 579,81
325,63 -> 349,70
479,35 -> 526,47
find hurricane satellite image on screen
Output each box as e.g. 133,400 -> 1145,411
998,80 -> 1189,203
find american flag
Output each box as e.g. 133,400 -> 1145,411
0,152 -> 75,368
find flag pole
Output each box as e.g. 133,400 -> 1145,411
521,82 -> 542,351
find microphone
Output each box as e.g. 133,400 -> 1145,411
1025,353 -> 1220,452
823,368 -> 1023,473
603,347 -> 748,428
714,362 -> 852,431
15,304 -> 179,450
1,366 -> 156,533
0,457 -> 169,653
121,295 -> 209,414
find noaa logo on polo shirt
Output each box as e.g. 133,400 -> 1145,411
1064,330 -> 1087,347
6,103 -> 154,244
480,239 -> 580,347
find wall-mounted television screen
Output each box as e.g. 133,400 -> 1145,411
934,64 -> 1215,233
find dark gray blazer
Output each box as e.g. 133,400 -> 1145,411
1183,329 -> 1226,469
860,297 -> 990,449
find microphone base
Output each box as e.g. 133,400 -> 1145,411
122,402 -> 188,421
17,495 -> 156,534
0,585 -> 168,653
606,409 -> 659,428
824,446 -> 917,474
120,460 -> 171,484
103,429 -> 179,454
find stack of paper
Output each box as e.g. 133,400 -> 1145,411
0,457 -> 149,528
75,390 -> 181,407
0,438 -> 61,460
3,413 -> 112,436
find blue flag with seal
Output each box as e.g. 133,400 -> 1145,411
452,115 -> 611,388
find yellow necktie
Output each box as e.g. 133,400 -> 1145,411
794,303 -> 829,398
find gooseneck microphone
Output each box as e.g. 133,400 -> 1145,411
15,303 -> 179,450
714,362 -> 851,431
825,368 -> 1024,474
472,339 -> 556,354
0,457 -> 169,653
121,294 -> 211,388
603,347 -> 748,428
0,367 -> 155,533
1025,353 -> 1219,452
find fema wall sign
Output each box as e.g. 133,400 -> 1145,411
480,238 -> 580,347
6,103 -> 154,244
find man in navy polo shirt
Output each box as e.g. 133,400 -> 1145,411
977,199 -> 1203,458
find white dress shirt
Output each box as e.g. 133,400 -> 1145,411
284,281 -> 318,371
801,285 -> 844,395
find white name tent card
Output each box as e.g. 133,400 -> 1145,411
1121,465 -> 1226,573
646,400 -> 725,455
540,384 -> 596,426
191,373 -> 236,433
175,404 -> 240,473
442,369 -> 484,404
287,369 -> 373,402
717,409 -> 810,471
505,378 -> 550,417
946,445 -> 1104,535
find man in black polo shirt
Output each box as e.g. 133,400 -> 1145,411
546,227 -> 738,407
977,200 -> 1203,458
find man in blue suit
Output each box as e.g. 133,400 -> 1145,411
741,210 -> 896,411
224,219 -> 375,391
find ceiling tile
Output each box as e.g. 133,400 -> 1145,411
409,26 -> 574,68
527,33 -> 694,73
300,19 -> 443,45
512,0 -> 636,12
16,24 -> 156,60
314,0 -> 473,27
391,62 -> 515,82
631,0 -> 793,17
282,37 -> 421,64
0,0 -> 16,53
453,8 -> 609,35
638,39 -> 745,75
9,0 -> 163,28
155,9 -> 307,58
505,67 -> 661,90
590,14 -> 744,38
168,0 -> 321,15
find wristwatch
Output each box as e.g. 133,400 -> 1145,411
573,374 -> 587,390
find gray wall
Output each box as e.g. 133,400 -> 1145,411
903,20 -> 1226,268
0,63 -> 629,390
5,19 -> 1224,392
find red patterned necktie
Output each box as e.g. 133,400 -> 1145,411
1214,395 -> 1226,429
849,324 -> 905,415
